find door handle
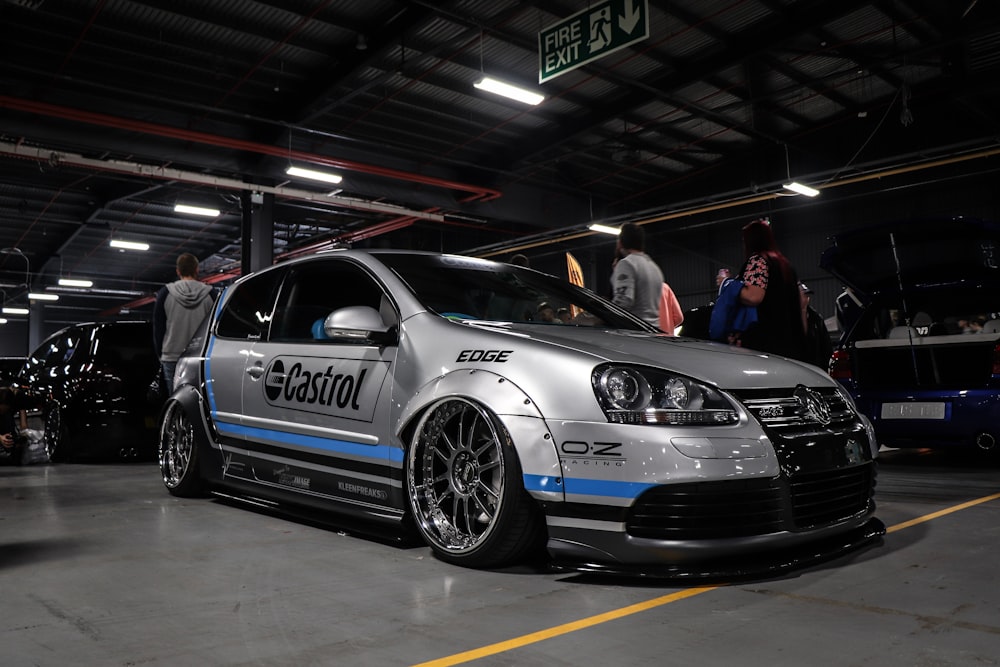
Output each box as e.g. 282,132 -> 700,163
246,365 -> 265,379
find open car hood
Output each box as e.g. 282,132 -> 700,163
820,216 -> 1000,299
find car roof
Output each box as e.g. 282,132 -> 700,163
820,216 -> 1000,299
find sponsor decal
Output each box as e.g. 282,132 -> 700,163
981,240 -> 998,270
559,440 -> 626,467
456,349 -> 512,363
222,452 -> 245,475
262,356 -> 384,419
278,472 -> 311,489
337,481 -> 389,501
758,405 -> 784,420
844,438 -> 863,465
272,465 -> 311,490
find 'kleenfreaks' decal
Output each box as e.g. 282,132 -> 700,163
263,356 -> 388,421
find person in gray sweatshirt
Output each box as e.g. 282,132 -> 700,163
610,222 -> 664,328
153,253 -> 217,394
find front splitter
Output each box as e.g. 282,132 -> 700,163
549,518 -> 887,582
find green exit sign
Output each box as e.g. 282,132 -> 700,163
538,0 -> 649,83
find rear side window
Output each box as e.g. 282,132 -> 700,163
92,324 -> 155,366
216,268 -> 285,340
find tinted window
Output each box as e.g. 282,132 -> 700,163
92,324 -> 156,366
44,329 -> 82,368
270,259 -> 391,342
216,268 -> 285,340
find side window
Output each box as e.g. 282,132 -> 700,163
93,325 -> 156,366
270,260 -> 392,343
216,268 -> 286,340
45,330 -> 79,368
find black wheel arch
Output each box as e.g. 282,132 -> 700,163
159,384 -> 224,485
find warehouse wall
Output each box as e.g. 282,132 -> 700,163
652,166 -> 1000,333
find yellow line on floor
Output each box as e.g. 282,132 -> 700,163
885,491 -> 1000,533
411,490 -> 1000,667
410,586 -> 718,667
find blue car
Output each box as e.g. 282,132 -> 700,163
821,217 -> 1000,451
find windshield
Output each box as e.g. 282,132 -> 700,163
376,253 -> 654,331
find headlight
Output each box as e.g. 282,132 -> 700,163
598,367 -> 651,410
592,364 -> 738,425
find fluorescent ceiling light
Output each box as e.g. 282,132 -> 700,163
174,204 -> 220,217
2,307 -> 28,315
0,318 -> 7,324
783,181 -> 820,197
473,77 -> 544,105
28,292 -> 58,301
285,165 -> 343,185
588,223 -> 621,235
58,278 -> 94,288
110,239 -> 150,251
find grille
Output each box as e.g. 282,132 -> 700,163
789,465 -> 875,527
625,385 -> 875,541
626,465 -> 875,540
736,387 -> 856,435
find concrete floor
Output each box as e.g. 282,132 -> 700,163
2,447 -> 999,667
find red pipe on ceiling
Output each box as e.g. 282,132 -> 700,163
0,96 -> 501,201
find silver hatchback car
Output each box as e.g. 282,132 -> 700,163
159,250 -> 883,577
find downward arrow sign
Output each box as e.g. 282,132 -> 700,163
619,0 -> 641,34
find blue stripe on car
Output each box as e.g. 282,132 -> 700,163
522,474 -> 562,492
215,420 -> 403,462
562,477 -> 655,498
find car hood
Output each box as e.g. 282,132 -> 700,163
463,321 -> 829,389
820,216 -> 1000,299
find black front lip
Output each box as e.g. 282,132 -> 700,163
548,517 -> 886,582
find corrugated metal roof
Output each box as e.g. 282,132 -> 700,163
1,0 -> 999,328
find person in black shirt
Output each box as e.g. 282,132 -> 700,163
736,218 -> 807,361
800,282 -> 833,371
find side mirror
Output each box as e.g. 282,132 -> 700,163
323,306 -> 394,344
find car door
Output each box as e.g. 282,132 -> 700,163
240,257 -> 402,511
205,266 -> 286,482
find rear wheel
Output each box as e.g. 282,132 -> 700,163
159,400 -> 205,497
407,398 -> 543,568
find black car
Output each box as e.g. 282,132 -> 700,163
822,216 -> 1000,451
18,321 -> 162,461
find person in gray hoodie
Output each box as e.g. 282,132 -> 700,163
153,253 -> 217,394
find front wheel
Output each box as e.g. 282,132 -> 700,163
43,402 -> 69,463
159,400 -> 205,497
407,398 -> 543,568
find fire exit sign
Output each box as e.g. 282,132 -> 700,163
538,0 -> 649,83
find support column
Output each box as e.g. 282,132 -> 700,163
28,301 -> 43,353
241,190 -> 274,275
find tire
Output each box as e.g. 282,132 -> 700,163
43,403 -> 69,463
407,398 -> 543,568
159,400 -> 205,497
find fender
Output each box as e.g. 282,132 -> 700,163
160,383 -> 226,483
395,368 -> 564,502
